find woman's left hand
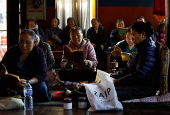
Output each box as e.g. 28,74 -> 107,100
16,79 -> 27,88
100,45 -> 104,50
52,35 -> 58,40
113,79 -> 118,84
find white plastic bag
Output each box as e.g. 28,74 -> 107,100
0,97 -> 24,110
84,75 -> 123,111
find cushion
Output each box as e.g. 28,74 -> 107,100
122,92 -> 170,103
52,91 -> 64,99
156,41 -> 169,94
0,97 -> 24,110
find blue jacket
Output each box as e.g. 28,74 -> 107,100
45,27 -> 63,45
116,37 -> 157,87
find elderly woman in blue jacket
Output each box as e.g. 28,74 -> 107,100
113,22 -> 158,101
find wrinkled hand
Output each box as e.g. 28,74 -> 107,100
100,45 -> 104,50
113,79 -> 118,84
16,79 -> 27,88
52,35 -> 58,40
46,40 -> 53,46
84,60 -> 89,66
112,50 -> 121,57
91,43 -> 96,47
110,73 -> 116,78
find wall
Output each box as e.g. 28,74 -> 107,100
21,0 -> 55,32
21,0 -> 159,35
98,0 -> 159,35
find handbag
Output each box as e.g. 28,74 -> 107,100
84,75 -> 123,111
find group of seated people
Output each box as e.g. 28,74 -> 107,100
0,15 -> 164,103
27,16 -> 164,63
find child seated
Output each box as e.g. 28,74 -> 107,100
58,27 -> 98,82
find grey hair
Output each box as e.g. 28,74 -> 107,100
69,26 -> 83,34
20,29 -> 36,42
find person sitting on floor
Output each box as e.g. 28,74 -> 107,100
45,17 -> 63,50
110,28 -> 136,69
62,17 -> 76,45
64,22 -> 158,102
136,16 -> 145,22
28,18 -> 46,41
0,29 -> 52,102
136,16 -> 157,42
109,19 -> 126,46
157,22 -> 165,45
87,18 -> 108,61
59,26 -> 98,82
32,29 -> 59,86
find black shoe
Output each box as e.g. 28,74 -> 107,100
62,88 -> 68,98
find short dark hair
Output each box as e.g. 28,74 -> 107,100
126,27 -> 131,33
131,22 -> 154,38
29,18 -> 37,24
69,26 -> 83,34
91,18 -> 100,23
20,29 -> 36,42
51,17 -> 60,24
136,16 -> 145,22
116,19 -> 125,25
67,17 -> 76,23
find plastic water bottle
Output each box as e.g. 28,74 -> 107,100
24,80 -> 33,110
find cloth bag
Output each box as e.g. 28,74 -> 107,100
0,97 -> 24,110
84,75 -> 123,111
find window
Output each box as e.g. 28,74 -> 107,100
0,0 -> 7,60
56,0 -> 96,37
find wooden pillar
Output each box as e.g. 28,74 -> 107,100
165,0 -> 170,48
7,0 -> 19,48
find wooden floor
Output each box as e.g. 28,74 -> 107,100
1,72 -> 170,114
0,105 -> 170,115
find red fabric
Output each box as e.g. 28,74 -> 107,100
153,0 -> 165,16
52,45 -> 63,62
52,91 -> 64,99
